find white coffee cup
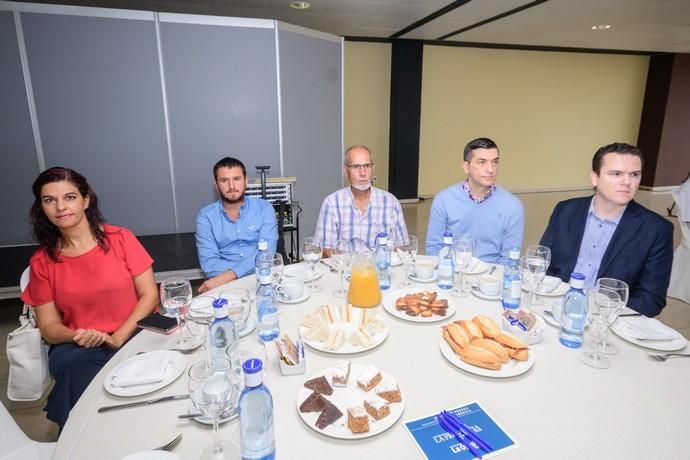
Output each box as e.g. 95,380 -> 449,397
277,277 -> 304,300
414,260 -> 434,279
283,264 -> 308,280
479,275 -> 501,296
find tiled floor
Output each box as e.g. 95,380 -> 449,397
1,189 -> 688,442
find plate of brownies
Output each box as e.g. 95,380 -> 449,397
299,305 -> 389,355
382,288 -> 456,323
297,361 -> 405,440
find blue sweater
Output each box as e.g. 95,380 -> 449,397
425,184 -> 524,262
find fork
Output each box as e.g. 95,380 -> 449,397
648,353 -> 690,362
154,433 -> 182,451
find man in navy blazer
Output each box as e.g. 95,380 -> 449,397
540,142 -> 674,317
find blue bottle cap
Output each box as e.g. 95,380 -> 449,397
212,298 -> 228,309
570,272 -> 586,281
443,231 -> 453,238
242,358 -> 263,374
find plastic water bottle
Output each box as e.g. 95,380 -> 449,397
437,232 -> 455,290
238,358 -> 275,460
209,298 -> 238,364
559,273 -> 587,348
256,270 -> 280,342
501,248 -> 522,310
375,232 -> 391,290
255,240 -> 269,290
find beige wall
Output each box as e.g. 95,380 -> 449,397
344,42 -> 391,190
419,46 -> 649,195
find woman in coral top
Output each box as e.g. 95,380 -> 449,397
21,167 -> 158,430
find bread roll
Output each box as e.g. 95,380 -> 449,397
459,320 -> 484,340
494,332 -> 528,351
472,315 -> 500,338
442,328 -> 465,355
459,345 -> 501,370
472,338 -> 510,363
509,348 -> 530,361
446,322 -> 470,349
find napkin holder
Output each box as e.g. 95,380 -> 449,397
279,339 -> 306,376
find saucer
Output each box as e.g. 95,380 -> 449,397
278,291 -> 311,304
470,286 -> 501,301
238,316 -> 257,337
408,272 -> 438,283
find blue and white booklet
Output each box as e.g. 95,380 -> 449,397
404,402 -> 519,459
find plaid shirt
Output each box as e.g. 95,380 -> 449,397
314,186 -> 408,252
462,180 -> 496,204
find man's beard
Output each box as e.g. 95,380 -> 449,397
351,182 -> 372,191
221,192 -> 245,204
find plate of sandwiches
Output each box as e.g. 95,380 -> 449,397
299,305 -> 388,354
382,288 -> 456,323
297,361 -> 405,440
440,315 -> 534,378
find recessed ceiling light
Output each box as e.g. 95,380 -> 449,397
591,24 -> 612,30
290,1 -> 311,9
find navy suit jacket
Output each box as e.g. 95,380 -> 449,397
540,196 -> 674,317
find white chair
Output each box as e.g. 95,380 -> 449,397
668,180 -> 690,303
0,402 -> 55,460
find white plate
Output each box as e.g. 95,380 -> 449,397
523,277 -> 570,297
610,320 -> 688,351
299,310 -> 389,355
541,310 -> 560,328
285,264 -> 325,282
188,295 -> 215,318
408,272 -> 438,283
296,364 -> 405,440
439,339 -> 534,378
120,451 -> 181,460
279,291 -> 311,304
457,257 -> 490,275
104,351 -> 186,397
382,288 -> 456,323
470,287 -> 501,301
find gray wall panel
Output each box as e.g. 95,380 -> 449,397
0,12 -> 40,245
279,30 -> 342,241
21,13 -> 174,235
160,22 -> 280,233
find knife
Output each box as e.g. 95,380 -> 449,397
98,394 -> 189,413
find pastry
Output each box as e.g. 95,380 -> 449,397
374,379 -> 401,403
347,406 -> 370,434
331,360 -> 351,387
299,391 -> 329,413
303,375 -> 333,395
395,291 -> 448,317
356,365 -> 382,391
363,394 -> 390,420
315,402 -> 343,430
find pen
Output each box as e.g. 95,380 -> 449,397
438,414 -> 483,459
442,410 -> 493,454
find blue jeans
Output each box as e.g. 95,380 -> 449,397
46,343 -> 116,430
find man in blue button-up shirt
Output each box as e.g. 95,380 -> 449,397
196,157 -> 277,293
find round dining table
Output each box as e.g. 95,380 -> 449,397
53,257 -> 690,459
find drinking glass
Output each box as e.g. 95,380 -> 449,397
331,239 -> 353,298
451,234 -> 474,298
594,278 -> 629,355
522,245 -> 551,307
396,235 -> 418,287
160,277 -> 193,349
302,237 -> 323,293
580,287 -> 622,369
226,338 -> 268,401
220,288 -> 252,333
186,317 -> 211,364
188,357 -> 239,460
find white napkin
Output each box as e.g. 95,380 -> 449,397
111,354 -> 172,387
618,317 -> 682,341
539,276 -> 562,293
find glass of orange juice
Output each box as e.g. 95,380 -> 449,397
347,252 -> 381,308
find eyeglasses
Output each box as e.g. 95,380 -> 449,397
346,163 -> 373,171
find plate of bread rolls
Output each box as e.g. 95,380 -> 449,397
382,288 -> 456,322
440,315 -> 534,378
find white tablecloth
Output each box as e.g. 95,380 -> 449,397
54,259 -> 690,460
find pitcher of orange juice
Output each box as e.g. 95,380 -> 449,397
347,251 -> 381,308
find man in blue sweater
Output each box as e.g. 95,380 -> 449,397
425,137 -> 524,262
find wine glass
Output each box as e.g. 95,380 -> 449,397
595,278 -> 629,355
522,245 -> 551,307
302,237 -> 323,293
188,357 -> 239,460
396,235 -> 418,287
580,287 -> 622,369
331,239 -> 352,298
186,317 -> 211,364
160,277 -> 193,349
451,234 -> 474,298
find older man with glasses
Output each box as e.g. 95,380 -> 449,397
314,145 -> 408,256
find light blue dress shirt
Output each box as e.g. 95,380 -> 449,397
195,197 -> 278,278
573,198 -> 623,289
